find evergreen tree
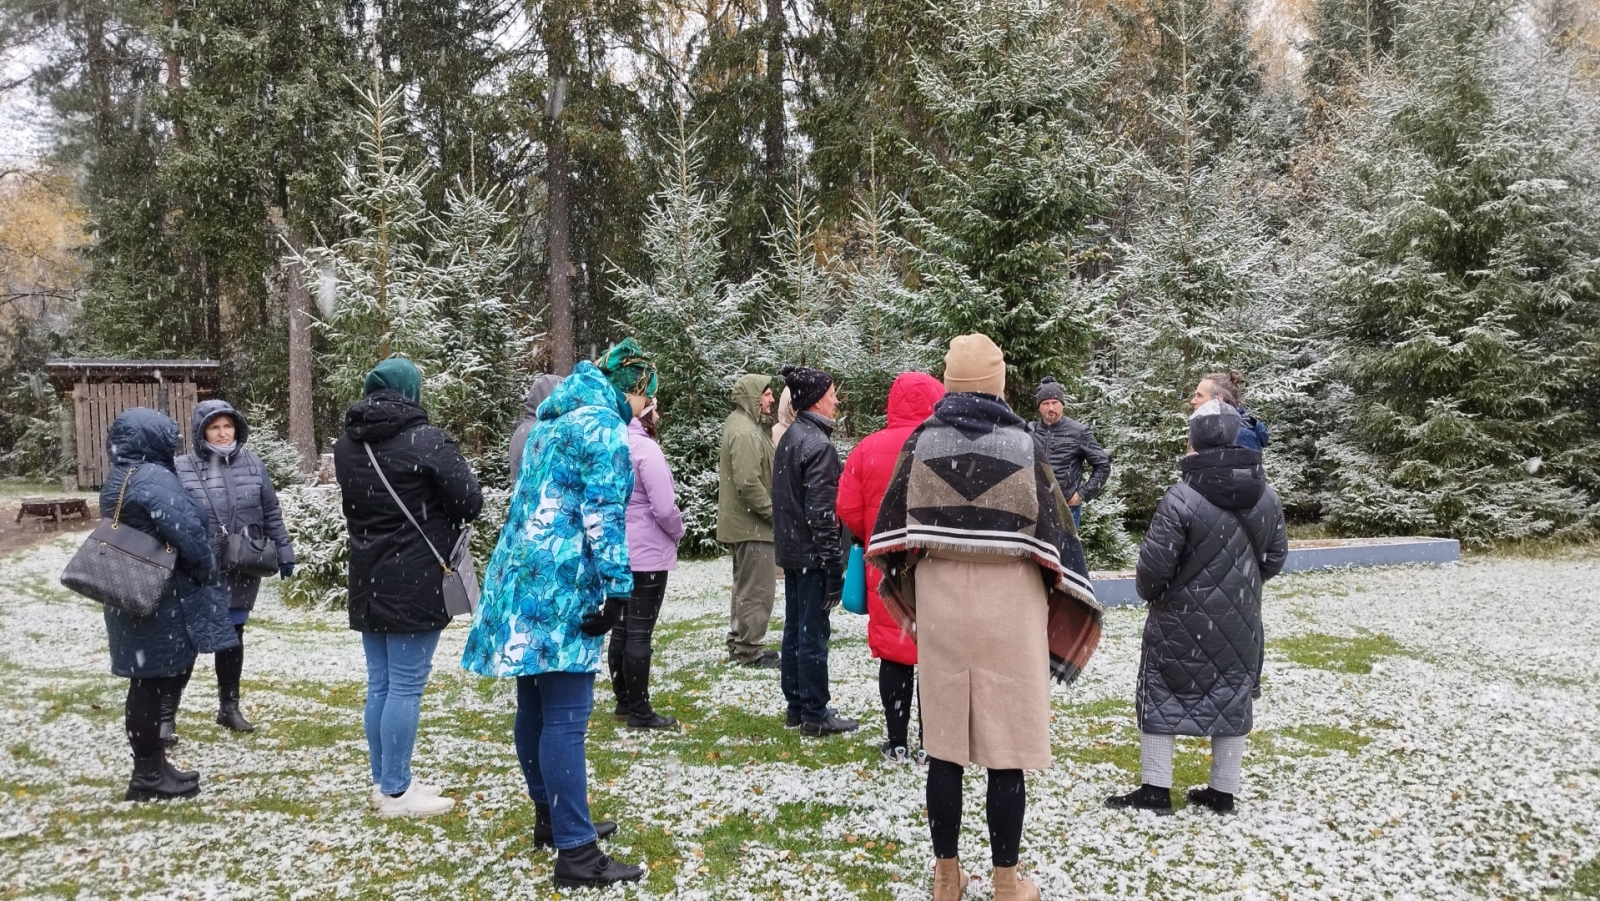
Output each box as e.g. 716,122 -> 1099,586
892,0 -> 1113,409
1319,0 -> 1600,543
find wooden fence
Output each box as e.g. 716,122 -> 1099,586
71,381 -> 200,489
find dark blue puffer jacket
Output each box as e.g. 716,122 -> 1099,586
99,408 -> 238,679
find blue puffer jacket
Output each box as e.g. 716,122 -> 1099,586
461,362 -> 634,678
1235,407 -> 1270,452
99,408 -> 238,679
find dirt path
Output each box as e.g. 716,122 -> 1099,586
0,500 -> 93,558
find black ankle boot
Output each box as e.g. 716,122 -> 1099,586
533,802 -> 619,849
1104,783 -> 1174,816
1187,786 -> 1237,814
125,753 -> 200,802
164,755 -> 199,787
553,840 -> 643,887
158,695 -> 179,748
216,699 -> 255,733
622,650 -> 677,730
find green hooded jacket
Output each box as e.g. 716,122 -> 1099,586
717,374 -> 775,543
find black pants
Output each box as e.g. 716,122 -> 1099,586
879,659 -> 918,749
215,624 -> 246,701
926,757 -> 1026,867
126,673 -> 189,757
608,571 -> 668,715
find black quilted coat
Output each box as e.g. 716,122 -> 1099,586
334,390 -> 483,633
175,400 -> 295,612
1135,445 -> 1288,737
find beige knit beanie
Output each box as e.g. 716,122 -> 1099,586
943,333 -> 1006,396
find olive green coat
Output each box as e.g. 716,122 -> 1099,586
716,374 -> 775,543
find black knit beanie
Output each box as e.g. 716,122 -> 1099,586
780,364 -> 833,412
1035,376 -> 1065,406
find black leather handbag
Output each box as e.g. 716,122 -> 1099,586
60,466 -> 178,617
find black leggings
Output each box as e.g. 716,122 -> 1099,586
126,673 -> 189,757
215,624 -> 246,699
927,757 -> 1026,867
608,571 -> 668,707
879,659 -> 917,749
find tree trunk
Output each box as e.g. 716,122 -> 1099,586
280,228 -> 318,471
545,4 -> 575,375
764,0 -> 786,196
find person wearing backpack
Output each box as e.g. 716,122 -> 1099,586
173,401 -> 296,738
334,357 -> 483,819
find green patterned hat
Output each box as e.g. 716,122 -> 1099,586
599,337 -> 658,398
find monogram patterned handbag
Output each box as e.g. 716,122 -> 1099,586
60,466 -> 178,617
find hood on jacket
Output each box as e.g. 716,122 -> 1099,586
775,386 -> 796,429
524,374 -> 565,418
107,407 -> 180,468
344,390 -> 431,444
190,399 -> 249,455
1181,446 -> 1266,511
539,361 -> 632,423
730,373 -> 771,423
886,372 -> 944,429
932,391 -> 1023,439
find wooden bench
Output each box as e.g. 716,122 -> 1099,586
15,497 -> 90,524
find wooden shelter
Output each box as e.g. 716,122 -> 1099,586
44,359 -> 221,489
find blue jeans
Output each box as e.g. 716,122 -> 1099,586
1071,504 -> 1081,529
361,630 -> 442,796
780,568 -> 832,723
515,672 -> 599,850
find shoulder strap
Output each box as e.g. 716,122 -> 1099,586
181,454 -> 230,536
364,441 -> 450,573
1230,509 -> 1263,564
111,465 -> 137,527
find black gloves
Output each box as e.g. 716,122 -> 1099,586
824,568 -> 845,610
579,596 -> 627,636
278,562 -> 295,580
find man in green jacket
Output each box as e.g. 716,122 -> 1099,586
718,374 -> 779,667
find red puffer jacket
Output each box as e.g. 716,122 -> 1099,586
837,372 -> 945,665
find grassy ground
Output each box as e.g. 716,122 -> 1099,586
1,540 -> 1598,900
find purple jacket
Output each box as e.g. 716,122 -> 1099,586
626,419 -> 685,571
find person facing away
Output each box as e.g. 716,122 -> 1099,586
173,400 -> 296,740
333,356 -> 483,820
1027,376 -> 1111,529
1189,369 -> 1269,451
771,363 -> 856,737
98,407 -> 238,802
716,373 -> 779,667
461,339 -> 657,889
609,395 -> 686,731
771,385 -> 796,445
509,374 -> 564,476
836,371 -> 944,764
1104,398 -> 1287,817
866,334 -> 1102,901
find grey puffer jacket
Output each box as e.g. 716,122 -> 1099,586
175,400 -> 295,612
509,375 -> 564,477
1134,445 -> 1288,737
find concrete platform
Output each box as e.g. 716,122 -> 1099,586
1089,536 -> 1461,607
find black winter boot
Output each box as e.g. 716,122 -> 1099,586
553,840 -> 643,888
607,635 -> 629,717
125,753 -> 200,802
216,688 -> 255,733
624,651 -> 678,730
1186,786 -> 1237,814
158,694 -> 179,748
1104,784 -> 1174,816
533,802 -> 618,849
164,756 -> 199,787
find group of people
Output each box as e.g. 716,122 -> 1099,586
86,331 -> 1285,898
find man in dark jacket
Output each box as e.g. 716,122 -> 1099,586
1028,376 -> 1110,529
771,364 -> 857,736
1105,398 -> 1287,816
334,357 -> 483,818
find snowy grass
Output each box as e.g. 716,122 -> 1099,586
2,538 -> 1598,900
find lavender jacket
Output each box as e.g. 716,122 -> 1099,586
626,419 -> 686,571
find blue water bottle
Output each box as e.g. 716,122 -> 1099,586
842,545 -> 868,615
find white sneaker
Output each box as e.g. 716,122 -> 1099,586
370,780 -> 443,809
376,784 -> 455,819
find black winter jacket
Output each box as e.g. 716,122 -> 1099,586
1028,416 -> 1111,503
334,391 -> 484,633
771,411 -> 844,573
99,408 -> 238,679
1134,445 -> 1288,737
175,400 -> 295,612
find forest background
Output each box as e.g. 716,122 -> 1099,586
2,0 -> 1599,583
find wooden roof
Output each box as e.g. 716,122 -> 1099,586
44,358 -> 222,390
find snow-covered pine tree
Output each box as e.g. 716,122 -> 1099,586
893,0 -> 1113,408
618,129 -> 761,554
1091,0 -> 1306,528
747,179 -> 859,387
1319,0 -> 1600,543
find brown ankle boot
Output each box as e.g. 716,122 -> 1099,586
992,865 -> 1041,901
932,857 -> 971,901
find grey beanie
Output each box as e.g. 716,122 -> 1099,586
1189,398 -> 1243,451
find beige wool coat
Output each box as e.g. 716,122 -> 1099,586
915,552 -> 1053,770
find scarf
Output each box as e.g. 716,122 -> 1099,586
866,392 -> 1102,684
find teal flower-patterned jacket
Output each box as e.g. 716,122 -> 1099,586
461,362 -> 634,677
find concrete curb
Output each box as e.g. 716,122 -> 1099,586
1090,537 -> 1461,608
